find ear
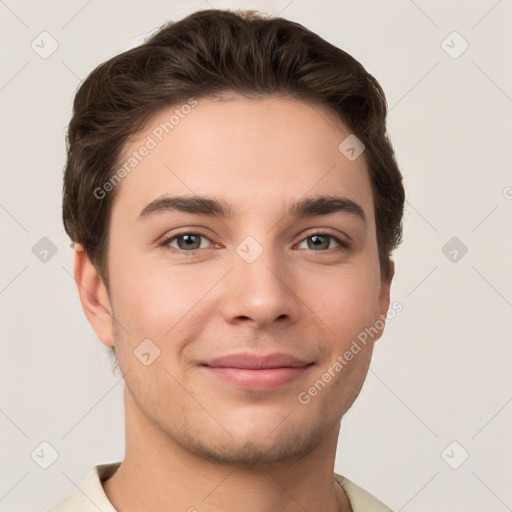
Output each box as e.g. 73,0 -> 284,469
374,259 -> 395,343
73,243 -> 115,347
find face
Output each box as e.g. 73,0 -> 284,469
92,95 -> 392,466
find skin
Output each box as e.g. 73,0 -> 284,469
74,94 -> 394,512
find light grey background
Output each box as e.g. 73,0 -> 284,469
1,0 -> 511,510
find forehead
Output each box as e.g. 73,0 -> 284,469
111,95 -> 374,222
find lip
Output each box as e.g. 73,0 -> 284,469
200,352 -> 314,391
203,352 -> 312,369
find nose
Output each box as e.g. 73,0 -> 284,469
220,243 -> 301,330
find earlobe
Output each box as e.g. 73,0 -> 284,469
73,244 -> 115,347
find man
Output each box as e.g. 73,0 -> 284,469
50,8 -> 404,511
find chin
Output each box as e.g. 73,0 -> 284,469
179,415 -> 327,467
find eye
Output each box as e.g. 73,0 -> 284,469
159,231 -> 350,254
161,232 -> 214,252
296,232 -> 349,251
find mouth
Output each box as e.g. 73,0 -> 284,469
200,352 -> 315,391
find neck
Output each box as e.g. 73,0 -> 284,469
102,386 -> 352,512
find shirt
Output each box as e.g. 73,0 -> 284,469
47,462 -> 393,512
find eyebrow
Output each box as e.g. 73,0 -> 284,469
137,194 -> 367,225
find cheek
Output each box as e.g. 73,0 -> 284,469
109,248 -> 168,334
312,265 -> 380,341
109,254 -> 219,344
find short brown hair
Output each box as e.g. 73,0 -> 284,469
63,8 -> 404,293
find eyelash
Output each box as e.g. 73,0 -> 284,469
159,231 -> 350,255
